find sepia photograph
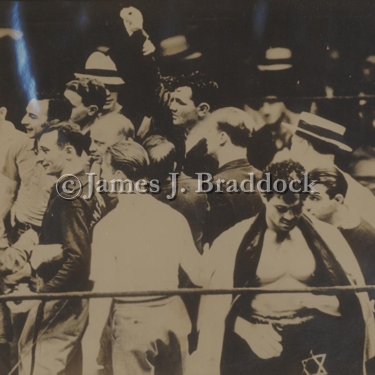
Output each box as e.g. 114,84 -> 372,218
1,1 -> 375,374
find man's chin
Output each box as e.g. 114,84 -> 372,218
279,221 -> 297,231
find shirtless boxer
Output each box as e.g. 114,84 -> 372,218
191,160 -> 374,375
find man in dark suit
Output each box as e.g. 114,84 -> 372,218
203,107 -> 263,245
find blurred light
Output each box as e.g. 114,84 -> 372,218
11,2 -> 37,103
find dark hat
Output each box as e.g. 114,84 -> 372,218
160,35 -> 202,60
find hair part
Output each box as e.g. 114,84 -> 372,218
263,160 -> 307,203
172,71 -> 219,110
41,122 -> 85,156
142,135 -> 176,182
106,140 -> 149,182
65,77 -> 107,114
309,166 -> 348,199
210,107 -> 255,148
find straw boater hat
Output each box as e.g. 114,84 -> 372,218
75,50 -> 125,86
282,112 -> 352,152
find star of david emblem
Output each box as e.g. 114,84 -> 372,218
301,350 -> 328,375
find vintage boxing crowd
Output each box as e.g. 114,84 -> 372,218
1,5 -> 375,375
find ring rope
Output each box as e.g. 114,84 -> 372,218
2,285 -> 375,301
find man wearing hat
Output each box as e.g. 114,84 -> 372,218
246,47 -> 300,171
75,7 -> 159,134
190,160 -> 375,375
74,49 -> 126,116
279,112 -> 375,228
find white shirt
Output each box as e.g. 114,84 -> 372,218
90,193 -> 205,294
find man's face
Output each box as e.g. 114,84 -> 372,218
21,99 -> 49,138
64,89 -> 90,126
38,131 -> 66,177
89,126 -> 123,164
351,159 -> 375,196
169,86 -> 199,128
101,154 -> 116,182
290,134 -> 307,159
265,194 -> 304,232
259,98 -> 286,126
304,185 -> 337,223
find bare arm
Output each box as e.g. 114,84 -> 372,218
0,175 -> 17,245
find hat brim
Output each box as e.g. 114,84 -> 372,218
282,122 -> 352,152
74,73 -> 125,86
257,64 -> 293,71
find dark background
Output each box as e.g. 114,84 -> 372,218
1,0 -> 375,128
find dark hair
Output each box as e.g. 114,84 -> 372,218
349,145 -> 375,165
40,122 -> 85,156
65,78 -> 107,114
143,135 -> 176,182
210,107 -> 255,148
263,160 -> 307,203
310,167 -> 348,199
34,91 -> 72,123
106,140 -> 149,182
172,71 -> 219,110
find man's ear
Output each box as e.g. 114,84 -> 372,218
219,131 -> 229,146
88,105 -> 99,117
114,169 -> 127,180
64,145 -> 75,160
260,193 -> 268,205
334,194 -> 345,205
0,107 -> 7,122
197,103 -> 210,119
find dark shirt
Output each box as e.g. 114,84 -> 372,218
204,158 -> 263,245
154,173 -> 209,253
339,218 -> 375,300
184,138 -> 218,178
36,171 -> 105,293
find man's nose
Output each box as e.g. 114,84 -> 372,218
21,115 -> 28,125
36,152 -> 44,164
169,101 -> 176,111
284,210 -> 295,220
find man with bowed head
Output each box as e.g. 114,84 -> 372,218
191,160 -> 375,375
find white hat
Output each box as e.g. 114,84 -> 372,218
257,47 -> 293,71
282,112 -> 352,152
75,51 -> 125,86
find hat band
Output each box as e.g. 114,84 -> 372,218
259,58 -> 293,65
83,69 -> 120,77
298,120 -> 346,145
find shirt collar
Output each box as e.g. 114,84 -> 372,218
217,158 -> 250,174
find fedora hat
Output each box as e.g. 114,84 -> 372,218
75,50 -> 125,86
282,112 -> 352,152
160,35 -> 202,60
257,47 -> 293,72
